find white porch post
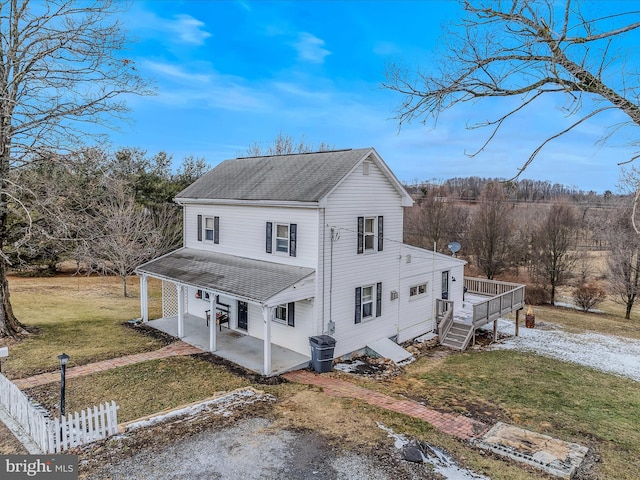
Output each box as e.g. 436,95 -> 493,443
177,283 -> 185,338
140,275 -> 149,322
209,292 -> 217,352
262,306 -> 273,375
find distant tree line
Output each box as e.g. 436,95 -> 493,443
404,177 -> 639,319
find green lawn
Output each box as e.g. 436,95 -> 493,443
3,274 -> 165,379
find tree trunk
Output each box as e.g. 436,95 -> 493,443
625,301 -> 632,320
121,275 -> 128,298
0,261 -> 27,337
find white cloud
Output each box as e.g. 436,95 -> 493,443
293,33 -> 331,64
144,61 -> 212,83
167,14 -> 212,45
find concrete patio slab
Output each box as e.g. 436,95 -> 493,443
148,315 -> 310,376
473,422 -> 588,479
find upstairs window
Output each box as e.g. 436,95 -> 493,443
266,222 -> 297,257
357,216 -> 383,254
276,224 -> 289,253
197,215 -> 219,244
205,217 -> 215,241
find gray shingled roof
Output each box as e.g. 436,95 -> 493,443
176,148 -> 372,202
136,248 -> 315,303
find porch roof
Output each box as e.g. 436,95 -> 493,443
136,248 -> 315,304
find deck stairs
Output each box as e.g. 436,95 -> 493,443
440,321 -> 474,350
437,277 -> 525,351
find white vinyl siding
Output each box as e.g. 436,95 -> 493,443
184,204 -> 317,268
321,157 -> 404,357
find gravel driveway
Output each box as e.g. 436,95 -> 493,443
86,417 -> 433,480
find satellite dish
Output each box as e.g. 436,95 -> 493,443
448,242 -> 461,256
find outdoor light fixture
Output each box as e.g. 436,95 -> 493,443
57,353 -> 70,418
452,276 -> 457,282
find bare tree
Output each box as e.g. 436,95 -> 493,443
603,190 -> 640,319
77,177 -> 180,297
383,0 -> 640,174
0,1 -> 150,336
244,132 -> 334,157
531,202 -> 578,305
404,187 -> 468,252
468,183 -> 515,279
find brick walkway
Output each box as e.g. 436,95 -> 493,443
13,341 -> 202,390
283,370 -> 489,440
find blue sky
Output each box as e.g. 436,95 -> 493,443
110,1 -> 640,193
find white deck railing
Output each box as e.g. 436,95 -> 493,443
464,277 -> 525,328
0,372 -> 119,453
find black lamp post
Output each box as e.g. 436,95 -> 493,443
57,353 -> 69,417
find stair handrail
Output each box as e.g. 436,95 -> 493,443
436,299 -> 455,341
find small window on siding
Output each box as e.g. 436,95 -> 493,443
355,283 -> 382,323
274,302 -> 295,327
276,224 -> 289,253
409,282 -> 428,300
202,216 -> 220,244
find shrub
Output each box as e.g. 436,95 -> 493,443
525,284 -> 550,305
572,283 -> 607,312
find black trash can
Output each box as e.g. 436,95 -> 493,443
309,335 -> 336,373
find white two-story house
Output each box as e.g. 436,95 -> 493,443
136,148 -> 466,375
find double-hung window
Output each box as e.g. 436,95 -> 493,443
266,222 -> 297,257
276,224 -> 289,253
355,282 -> 382,323
197,215 -> 219,244
357,216 -> 383,253
274,302 -> 295,327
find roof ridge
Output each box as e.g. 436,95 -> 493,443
236,148 -> 359,160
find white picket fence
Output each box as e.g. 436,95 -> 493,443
0,372 -> 119,453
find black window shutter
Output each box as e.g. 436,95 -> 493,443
289,224 -> 297,257
287,302 -> 295,327
355,287 -> 362,324
266,222 -> 272,253
378,216 -> 384,251
214,216 -> 220,244
376,282 -> 382,317
197,215 -> 202,242
357,217 -> 364,254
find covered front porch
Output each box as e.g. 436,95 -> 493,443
136,248 -> 316,377
147,314 -> 310,376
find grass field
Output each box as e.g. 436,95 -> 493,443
1,274 -> 164,379
2,273 -> 640,478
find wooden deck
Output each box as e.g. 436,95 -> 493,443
438,277 -> 525,350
